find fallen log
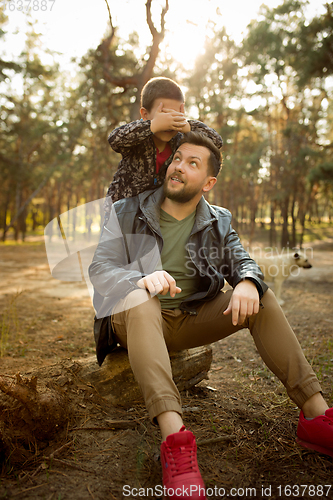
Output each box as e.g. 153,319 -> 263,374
78,345 -> 213,407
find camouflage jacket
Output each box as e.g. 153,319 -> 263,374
105,119 -> 223,208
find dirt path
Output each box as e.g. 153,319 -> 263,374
0,240 -> 332,499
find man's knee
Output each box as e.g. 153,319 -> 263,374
113,288 -> 161,317
261,287 -> 281,309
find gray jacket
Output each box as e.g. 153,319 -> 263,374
89,187 -> 268,365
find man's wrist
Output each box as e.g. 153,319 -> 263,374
242,278 -> 257,285
129,277 -> 143,288
241,278 -> 262,296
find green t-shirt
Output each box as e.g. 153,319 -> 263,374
158,208 -> 200,309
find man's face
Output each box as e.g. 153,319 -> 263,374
163,143 -> 215,203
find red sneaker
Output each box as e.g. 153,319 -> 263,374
296,408 -> 333,457
160,426 -> 206,499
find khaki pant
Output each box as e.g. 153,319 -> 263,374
111,288 -> 322,422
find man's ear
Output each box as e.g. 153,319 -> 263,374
202,177 -> 217,193
140,107 -> 149,120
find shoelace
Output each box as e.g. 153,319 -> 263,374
309,413 -> 333,425
166,445 -> 196,477
320,416 -> 332,425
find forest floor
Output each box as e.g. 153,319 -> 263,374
0,236 -> 332,500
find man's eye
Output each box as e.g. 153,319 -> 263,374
190,161 -> 197,167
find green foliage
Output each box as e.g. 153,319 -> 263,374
293,2 -> 333,85
309,162 -> 333,183
0,7 -> 21,81
0,0 -> 332,247
0,23 -> 69,239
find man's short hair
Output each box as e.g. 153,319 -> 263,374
179,131 -> 222,177
141,77 -> 185,112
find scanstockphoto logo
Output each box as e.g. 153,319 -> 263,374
122,484 -> 260,497
249,246 -> 314,280
44,198 -> 105,285
184,242 -> 262,278
184,243 -> 314,280
44,198 -> 162,316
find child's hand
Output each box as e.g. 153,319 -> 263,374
151,103 -> 189,133
179,103 -> 191,132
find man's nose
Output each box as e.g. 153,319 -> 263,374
175,160 -> 185,171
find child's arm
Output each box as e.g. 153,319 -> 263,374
109,104 -> 189,154
175,104 -> 222,149
108,120 -> 153,154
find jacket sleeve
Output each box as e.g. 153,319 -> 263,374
89,204 -> 161,318
188,120 -> 223,149
108,120 -> 153,154
88,209 -> 144,317
221,220 -> 267,298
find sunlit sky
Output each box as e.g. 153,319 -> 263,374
2,0 -> 327,71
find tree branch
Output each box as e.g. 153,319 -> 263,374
103,0 -> 114,35
160,0 -> 169,35
96,0 -> 169,120
146,0 -> 158,38
141,0 -> 169,84
102,71 -> 139,89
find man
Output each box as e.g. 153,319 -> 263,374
89,132 -> 333,499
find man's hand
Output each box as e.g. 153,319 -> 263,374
223,280 -> 260,326
150,102 -> 189,133
137,270 -> 181,297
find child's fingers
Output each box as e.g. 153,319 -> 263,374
173,116 -> 187,122
170,116 -> 188,125
171,121 -> 188,131
162,108 -> 185,117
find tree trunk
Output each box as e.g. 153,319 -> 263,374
269,201 -> 277,248
281,196 -> 290,248
291,194 -> 297,248
14,181 -> 21,241
1,198 -> 9,242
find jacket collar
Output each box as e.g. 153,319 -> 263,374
138,186 -> 218,234
192,196 -> 219,234
139,187 -> 164,234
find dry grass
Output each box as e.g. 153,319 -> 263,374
0,241 -> 332,499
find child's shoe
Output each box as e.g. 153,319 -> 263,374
296,408 -> 333,457
160,426 -> 206,499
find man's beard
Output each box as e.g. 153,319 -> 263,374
163,180 -> 200,203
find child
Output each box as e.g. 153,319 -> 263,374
105,77 -> 222,208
